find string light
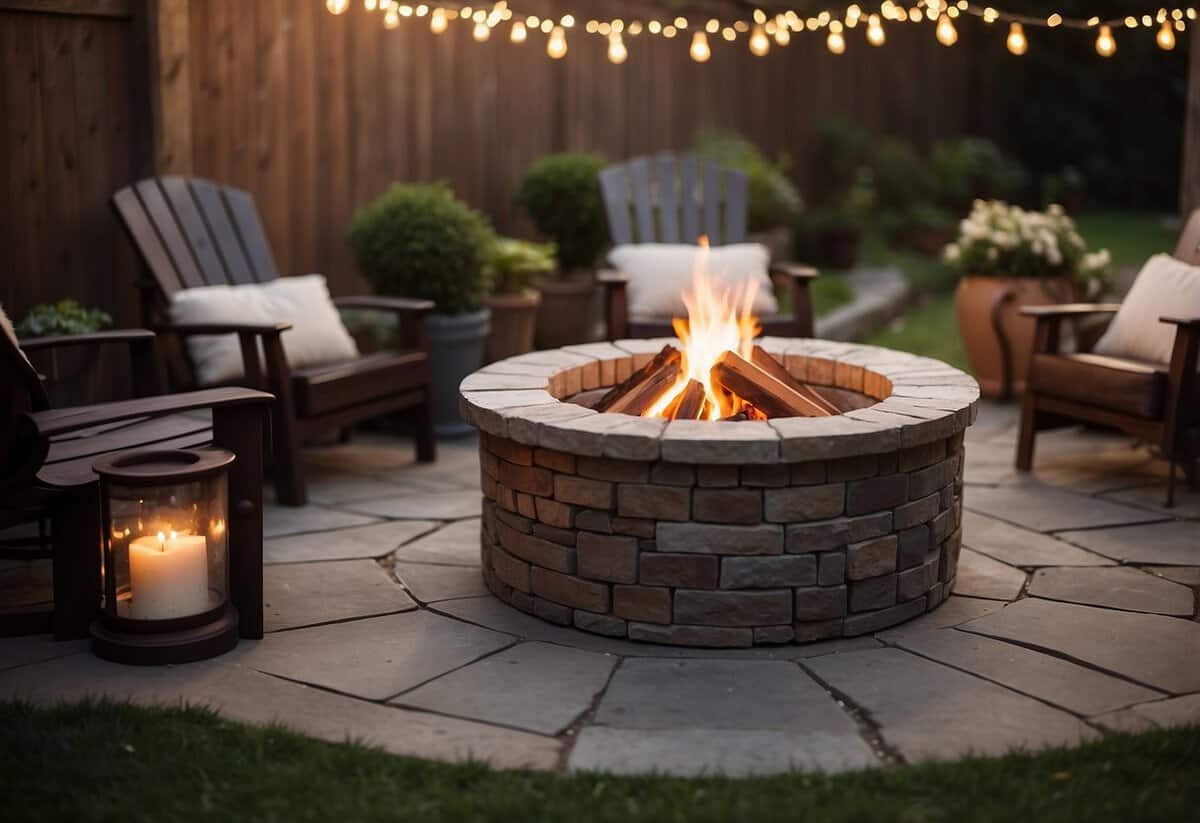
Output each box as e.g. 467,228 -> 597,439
774,23 -> 791,45
827,28 -> 846,53
430,7 -> 447,33
1157,19 -> 1177,48
936,14 -> 958,45
608,32 -> 628,63
326,0 -> 349,14
867,13 -> 886,45
547,24 -> 567,58
1006,21 -> 1027,55
689,30 -> 711,62
364,0 -> 377,10
473,20 -> 490,40
384,4 -> 400,27
749,23 -> 770,55
1095,24 -> 1116,56
510,20 -> 526,42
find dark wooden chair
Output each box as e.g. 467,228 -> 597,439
112,176 -> 437,507
0,326 -> 273,640
597,152 -> 818,339
1017,211 -> 1200,505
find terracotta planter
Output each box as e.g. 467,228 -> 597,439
484,290 -> 541,362
955,275 -> 1075,400
533,272 -> 595,348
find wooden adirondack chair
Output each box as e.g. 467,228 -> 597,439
597,153 -> 818,339
1017,210 -> 1200,505
0,325 -> 272,639
112,176 -> 437,507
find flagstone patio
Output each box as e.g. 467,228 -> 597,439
1,402 -> 1197,777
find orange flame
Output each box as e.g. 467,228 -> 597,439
643,236 -> 761,420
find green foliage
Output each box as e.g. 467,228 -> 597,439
16,300 -> 111,339
514,153 -> 608,272
346,182 -> 493,315
809,117 -> 876,205
690,129 -> 804,232
1041,165 -> 1086,209
4,700 -> 1200,823
930,137 -> 1030,212
489,237 -> 556,294
870,137 -> 937,213
866,294 -> 968,372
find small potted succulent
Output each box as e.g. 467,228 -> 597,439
514,153 -> 608,347
944,200 -> 1110,398
347,182 -> 493,435
484,237 -> 554,361
17,300 -> 113,406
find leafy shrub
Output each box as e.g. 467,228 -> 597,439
1041,165 -> 1086,209
17,300 -> 112,338
346,182 -> 493,315
809,117 -> 876,204
931,138 -> 1031,211
514,153 -> 608,273
489,237 -> 556,294
691,129 -> 803,232
871,137 -> 938,214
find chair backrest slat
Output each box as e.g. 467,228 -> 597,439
598,165 -> 635,246
159,177 -> 231,286
702,159 -> 722,243
655,153 -> 681,243
188,179 -> 257,284
133,179 -> 207,289
679,155 -> 701,243
724,168 -> 749,244
112,187 -> 186,295
628,157 -> 656,244
222,186 -> 281,283
1174,209 -> 1200,266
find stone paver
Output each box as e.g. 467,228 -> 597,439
876,596 -> 1002,637
0,635 -> 87,672
264,560 -> 416,632
1100,482 -> 1200,520
965,486 -> 1163,532
805,648 -> 1096,761
392,562 -> 490,603
391,519 -> 482,567
1028,566 -> 1195,616
397,641 -> 616,735
242,611 -> 514,700
1131,693 -> 1200,728
264,520 -> 438,565
306,473 -> 414,506
1056,521 -> 1200,566
569,727 -> 877,777
263,503 -> 380,538
344,490 -> 482,521
1147,566 -> 1200,586
889,629 -> 1162,716
961,598 -> 1200,694
952,549 -> 1026,601
960,510 -> 1114,567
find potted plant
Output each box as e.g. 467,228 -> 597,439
514,153 -> 608,347
885,203 -> 958,257
944,201 -> 1110,399
794,173 -> 874,270
484,237 -> 554,361
17,300 -> 112,406
347,182 -> 493,436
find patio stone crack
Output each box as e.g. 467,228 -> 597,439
793,658 -> 904,767
265,607 -> 419,635
555,655 -> 626,772
382,638 -> 523,702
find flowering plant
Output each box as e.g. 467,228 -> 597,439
943,201 -> 1111,287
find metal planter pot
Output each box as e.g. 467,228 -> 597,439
426,308 -> 491,437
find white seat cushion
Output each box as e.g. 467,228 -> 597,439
1093,254 -> 1200,366
608,243 -> 779,318
169,274 -> 360,386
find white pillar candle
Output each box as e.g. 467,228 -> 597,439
127,533 -> 210,620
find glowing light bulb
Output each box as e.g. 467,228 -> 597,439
1095,24 -> 1116,56
326,0 -> 349,14
867,14 -> 886,45
689,31 -> 711,62
547,25 -> 567,59
1006,22 -> 1027,55
430,7 -> 448,33
473,20 -> 489,40
510,20 -> 526,42
935,14 -> 957,45
749,24 -> 770,55
827,30 -> 846,53
1157,20 -> 1177,49
384,5 -> 400,28
608,33 -> 628,63
774,24 -> 791,45
364,0 -> 377,10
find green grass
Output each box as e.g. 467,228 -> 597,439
2,700 -> 1198,823
865,294 -> 966,371
810,273 -> 855,317
1074,212 -> 1178,270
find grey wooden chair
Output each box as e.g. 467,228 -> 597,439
597,152 -> 818,339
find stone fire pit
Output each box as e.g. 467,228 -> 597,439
459,338 -> 979,648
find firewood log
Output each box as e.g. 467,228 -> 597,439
710,351 -> 832,418
596,345 -> 683,416
673,379 -> 707,420
750,346 -> 840,416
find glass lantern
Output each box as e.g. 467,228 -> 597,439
91,448 -> 240,664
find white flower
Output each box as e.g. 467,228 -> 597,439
943,243 -> 961,263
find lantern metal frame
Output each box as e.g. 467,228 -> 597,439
91,448 -> 240,665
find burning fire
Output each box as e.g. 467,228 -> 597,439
643,237 -> 761,420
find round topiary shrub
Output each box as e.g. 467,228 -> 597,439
346,182 -> 493,315
514,153 -> 608,273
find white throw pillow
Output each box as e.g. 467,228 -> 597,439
608,243 -> 780,318
1093,254 -> 1200,365
169,274 -> 360,386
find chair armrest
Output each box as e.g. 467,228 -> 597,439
18,329 -> 156,352
158,322 -> 291,390
1161,315 -> 1200,328
596,268 -> 628,285
1021,303 -> 1121,319
334,295 -> 435,314
26,387 -> 275,438
597,270 -> 629,340
161,322 -> 292,337
770,261 -> 819,280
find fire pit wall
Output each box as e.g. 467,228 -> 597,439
460,339 -> 979,648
